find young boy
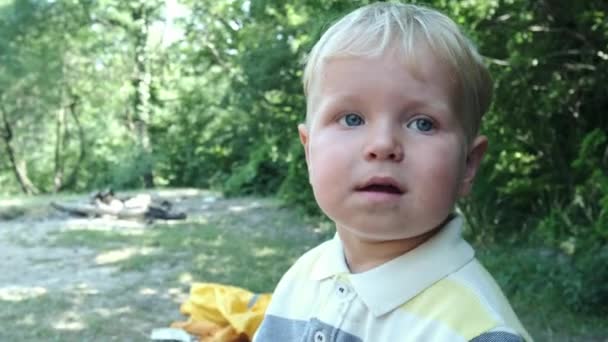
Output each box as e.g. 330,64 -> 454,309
254,3 -> 532,341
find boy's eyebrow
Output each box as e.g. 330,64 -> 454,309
320,92 -> 451,114
322,93 -> 360,105
311,93 -> 359,112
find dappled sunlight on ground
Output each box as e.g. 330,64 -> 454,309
70,282 -> 100,296
228,201 -> 264,213
208,234 -> 227,247
16,313 -> 36,327
178,272 -> 194,284
53,310 -> 86,331
0,286 -> 47,301
167,287 -> 189,303
139,287 -> 158,296
137,286 -> 188,304
313,221 -> 334,236
95,247 -> 158,265
0,192 -> 81,209
253,246 -> 279,257
0,190 -> 320,340
62,217 -> 148,232
148,188 -> 219,199
92,306 -> 133,318
0,198 -> 28,207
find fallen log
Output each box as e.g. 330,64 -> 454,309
51,191 -> 187,220
50,201 -> 148,219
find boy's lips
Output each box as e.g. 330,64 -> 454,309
355,176 -> 404,194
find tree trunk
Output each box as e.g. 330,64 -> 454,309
56,96 -> 86,192
53,103 -> 67,191
130,3 -> 155,188
0,106 -> 39,194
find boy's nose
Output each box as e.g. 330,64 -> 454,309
363,126 -> 404,162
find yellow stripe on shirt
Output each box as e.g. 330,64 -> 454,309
401,278 -> 498,340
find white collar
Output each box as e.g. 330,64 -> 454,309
311,215 -> 475,317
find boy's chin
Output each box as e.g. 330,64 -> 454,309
336,223 -> 441,242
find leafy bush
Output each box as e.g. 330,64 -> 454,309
569,245 -> 608,314
278,141 -> 319,216
224,140 -> 286,196
478,241 -> 608,316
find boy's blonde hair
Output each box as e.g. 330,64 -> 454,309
303,2 -> 492,141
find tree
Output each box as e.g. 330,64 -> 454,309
0,0 -> 63,194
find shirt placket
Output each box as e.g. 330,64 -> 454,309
309,277 -> 356,342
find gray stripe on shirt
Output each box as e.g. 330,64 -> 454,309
470,331 -> 524,342
255,315 -> 363,342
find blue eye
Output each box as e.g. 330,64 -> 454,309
408,118 -> 434,132
340,113 -> 364,127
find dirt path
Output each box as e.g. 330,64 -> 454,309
0,189 -> 301,341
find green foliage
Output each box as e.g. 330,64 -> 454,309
102,148 -> 157,189
572,245 -> 608,314
223,139 -> 285,196
478,243 -> 608,334
459,0 -> 607,245
278,140 -> 319,216
536,130 -> 608,245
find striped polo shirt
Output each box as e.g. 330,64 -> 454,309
253,215 -> 532,342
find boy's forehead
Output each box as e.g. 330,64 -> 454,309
313,41 -> 455,86
308,58 -> 457,122
310,49 -> 456,99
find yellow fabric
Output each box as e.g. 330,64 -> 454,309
172,283 -> 271,342
171,320 -> 246,342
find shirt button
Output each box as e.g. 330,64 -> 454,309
336,284 -> 350,297
314,330 -> 326,342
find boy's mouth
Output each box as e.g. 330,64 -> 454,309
356,177 -> 404,194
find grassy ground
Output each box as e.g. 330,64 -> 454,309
45,209 -> 330,294
0,190 -> 606,341
0,191 -> 331,341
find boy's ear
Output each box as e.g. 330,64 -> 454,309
298,123 -> 311,169
459,135 -> 488,197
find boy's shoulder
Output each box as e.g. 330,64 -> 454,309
404,260 -> 532,341
276,237 -> 344,286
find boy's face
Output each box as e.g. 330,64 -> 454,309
300,47 -> 487,241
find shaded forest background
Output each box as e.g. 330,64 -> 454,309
0,0 -> 606,317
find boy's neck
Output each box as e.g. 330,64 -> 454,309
338,226 -> 442,274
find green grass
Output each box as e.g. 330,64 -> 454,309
0,192 -> 81,220
47,210 -> 328,294
0,294 -> 73,341
0,291 -> 159,341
